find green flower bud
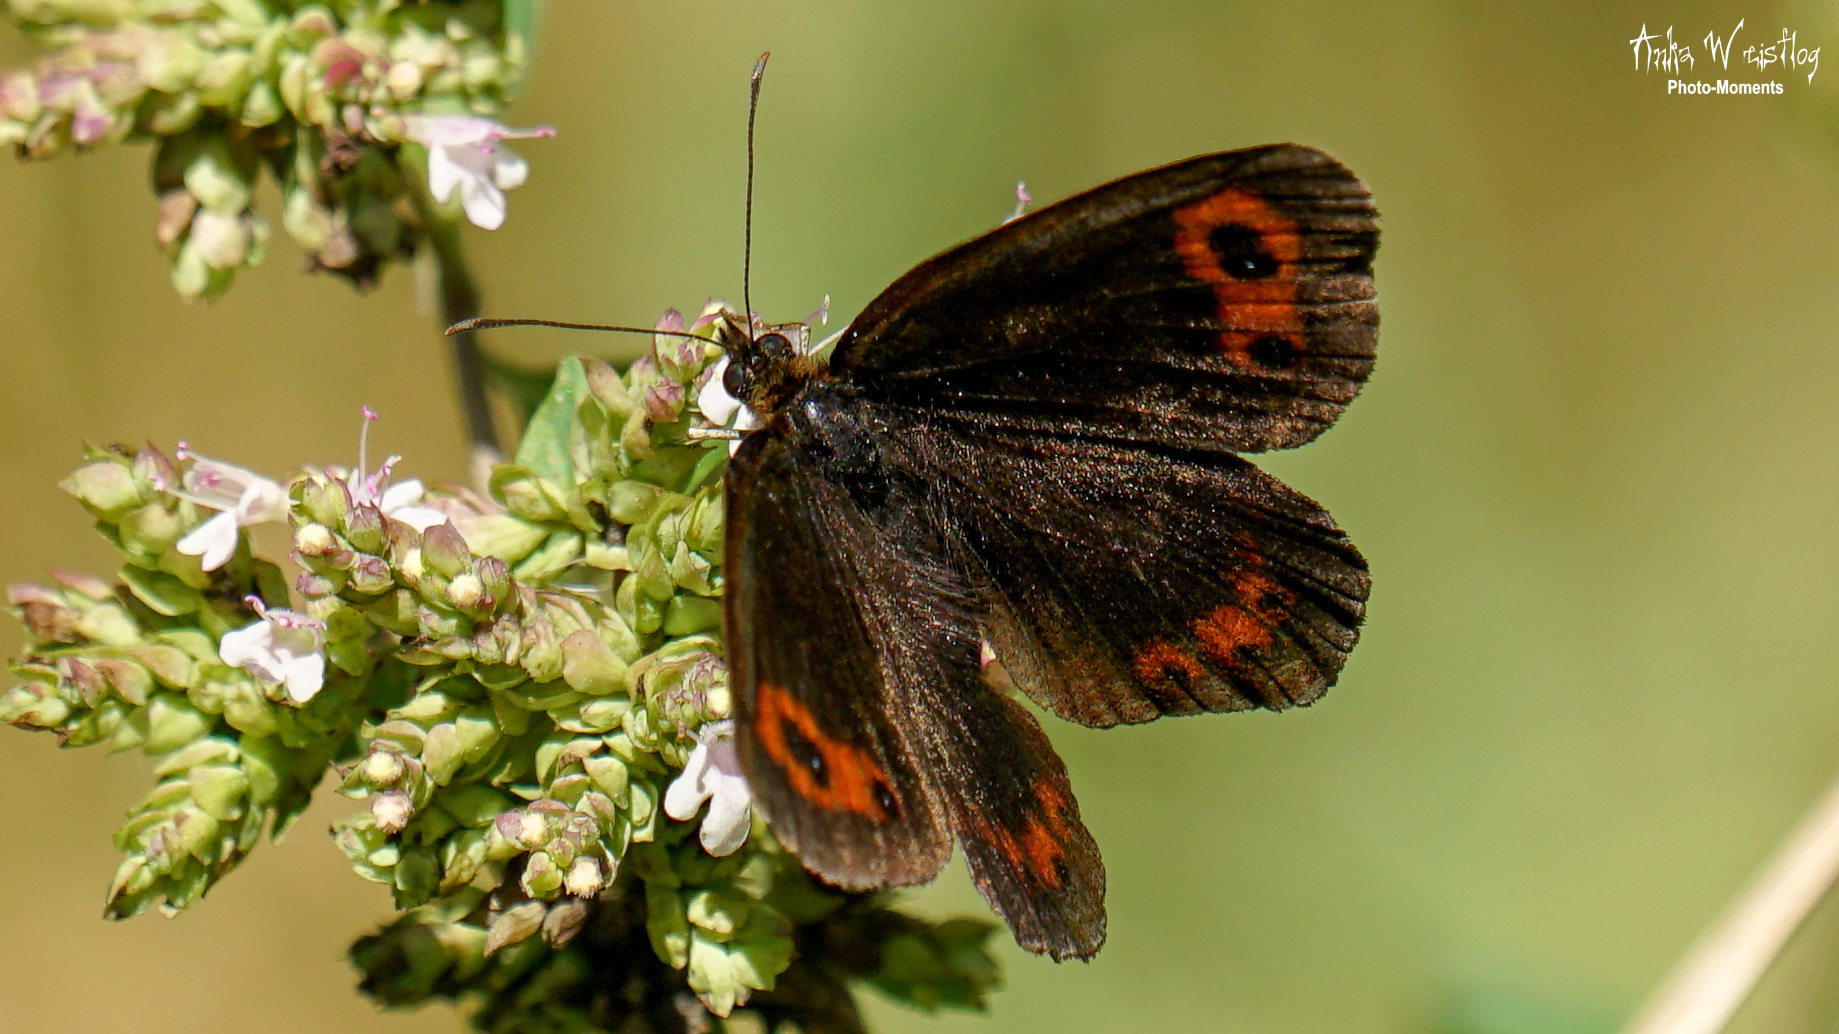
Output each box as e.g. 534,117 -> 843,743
436,783 -> 511,828
661,594 -> 720,637
360,748 -> 406,787
188,763 -> 250,820
1,678 -> 71,730
520,850 -> 562,897
559,629 -> 628,696
490,467 -> 568,524
455,514 -> 546,565
393,845 -> 439,905
193,48 -> 255,108
75,598 -> 139,647
285,6 -> 337,43
240,78 -> 282,127
562,856 -> 603,897
473,555 -> 512,607
519,618 -> 563,683
419,522 -> 471,579
61,460 -> 143,520
187,208 -> 250,267
182,134 -> 257,213
347,555 -> 394,597
535,896 -> 588,948
143,692 -> 211,754
0,69 -> 40,122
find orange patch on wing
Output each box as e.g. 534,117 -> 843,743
754,681 -> 899,822
1133,640 -> 1204,687
1192,571 -> 1298,663
1171,188 -> 1305,369
1032,778 -> 1075,833
975,812 -> 1069,889
971,780 -> 1078,889
1193,604 -> 1272,660
1232,570 -> 1295,620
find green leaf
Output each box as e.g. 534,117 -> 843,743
512,356 -> 587,484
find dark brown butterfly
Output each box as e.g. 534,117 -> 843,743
718,143 -> 1378,960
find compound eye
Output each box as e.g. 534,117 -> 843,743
757,332 -> 793,360
721,356 -> 749,398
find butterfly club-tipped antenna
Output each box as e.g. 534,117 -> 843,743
714,50 -> 824,421
720,50 -> 801,396
743,51 -> 769,350
444,316 -> 712,343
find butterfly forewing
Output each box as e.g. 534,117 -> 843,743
724,427 -> 951,887
729,398 -> 1108,958
831,144 -> 1378,455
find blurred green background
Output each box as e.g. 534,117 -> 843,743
8,1 -> 1839,1032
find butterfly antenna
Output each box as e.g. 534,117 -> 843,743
744,51 -> 769,343
445,317 -> 710,342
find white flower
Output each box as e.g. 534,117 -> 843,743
370,789 -> 415,833
404,114 -> 554,230
218,596 -> 327,704
664,721 -> 753,856
173,444 -> 289,571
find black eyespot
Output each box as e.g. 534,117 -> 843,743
1053,858 -> 1072,885
780,718 -> 828,786
1248,335 -> 1300,370
873,782 -> 899,818
1159,661 -> 1193,692
1210,223 -> 1279,280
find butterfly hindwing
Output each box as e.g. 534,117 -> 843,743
903,422 -> 1369,728
903,669 -> 1106,960
831,144 -> 1379,455
725,425 -> 951,888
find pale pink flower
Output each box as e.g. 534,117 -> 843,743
404,114 -> 554,230
173,444 -> 288,571
218,596 -> 326,704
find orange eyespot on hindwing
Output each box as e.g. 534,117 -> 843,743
973,778 -> 1079,888
754,682 -> 902,822
1171,188 -> 1305,372
1132,639 -> 1208,711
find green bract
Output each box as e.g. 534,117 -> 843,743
3,306 -> 1002,1033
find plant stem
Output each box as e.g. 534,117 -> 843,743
401,154 -> 500,482
1621,766 -> 1839,1034
421,213 -> 500,470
